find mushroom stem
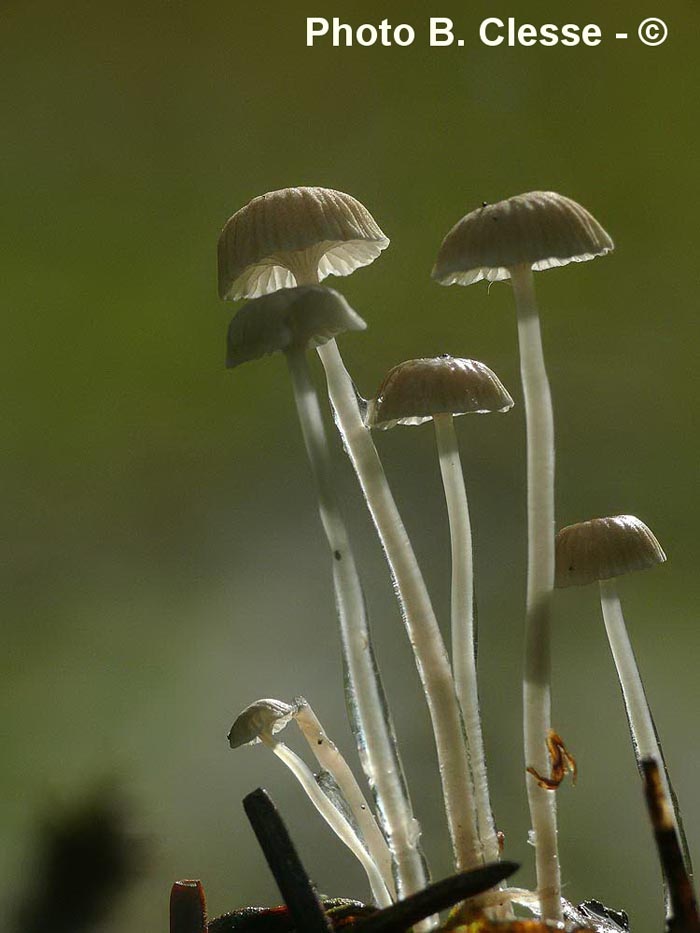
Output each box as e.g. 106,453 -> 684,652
261,734 -> 393,907
285,346 -> 427,904
510,263 -> 561,922
293,699 -> 396,900
315,336 -> 481,874
598,579 -> 689,870
598,577 -> 661,763
432,412 -> 499,867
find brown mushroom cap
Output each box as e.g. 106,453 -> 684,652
367,355 -> 514,429
226,285 -> 366,369
218,187 -> 389,300
432,191 -> 613,287
555,515 -> 666,588
228,698 -> 298,748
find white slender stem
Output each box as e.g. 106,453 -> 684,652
294,700 -> 395,899
286,346 -> 428,904
433,413 -> 499,866
263,735 -> 393,907
511,263 -> 561,923
599,578 -> 678,823
316,337 -> 480,873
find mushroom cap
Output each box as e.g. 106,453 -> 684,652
555,515 -> 666,588
218,187 -> 389,300
367,355 -> 514,429
228,698 -> 298,748
432,191 -> 614,286
226,285 -> 367,369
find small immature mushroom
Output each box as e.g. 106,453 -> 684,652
555,516 -> 687,868
228,697 -> 298,748
221,189 -> 478,884
433,191 -> 613,923
227,285 -> 424,903
368,355 -> 514,867
228,699 -> 393,907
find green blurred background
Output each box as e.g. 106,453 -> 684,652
3,0 -> 699,929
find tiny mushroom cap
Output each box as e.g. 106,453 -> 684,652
367,355 -> 514,429
218,187 -> 390,300
432,191 -> 614,286
555,515 -> 667,589
226,285 -> 367,369
228,698 -> 298,748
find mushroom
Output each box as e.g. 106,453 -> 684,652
220,188 -> 480,878
226,283 -> 366,367
226,284 -> 428,901
368,355 -> 514,867
228,698 -> 393,907
432,191 -> 613,922
555,515 -> 686,856
218,187 -> 389,300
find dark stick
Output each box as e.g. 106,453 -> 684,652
170,880 -> 207,933
641,759 -> 700,933
243,788 -> 332,933
352,861 -> 519,933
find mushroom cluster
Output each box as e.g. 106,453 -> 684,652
181,186 -> 698,933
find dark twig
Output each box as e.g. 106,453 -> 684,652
641,758 -> 700,933
352,861 -> 519,933
170,880 -> 208,933
243,788 -> 333,933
